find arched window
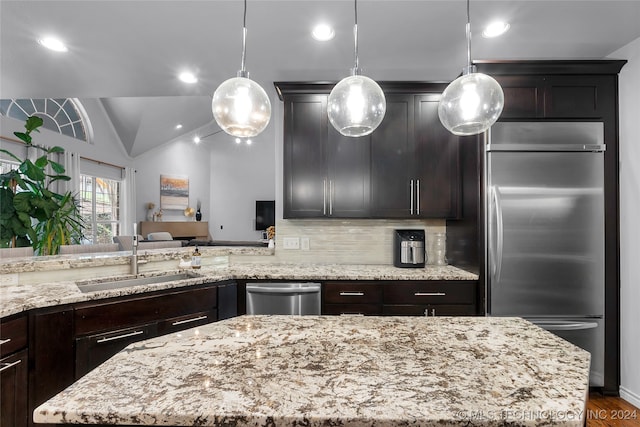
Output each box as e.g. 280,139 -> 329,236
0,98 -> 92,143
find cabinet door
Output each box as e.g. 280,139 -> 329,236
544,75 -> 615,118
494,75 -> 545,119
327,126 -> 371,217
415,95 -> 461,218
217,281 -> 238,320
75,323 -> 157,379
283,95 -> 327,218
29,307 -> 75,419
1,349 -> 28,427
382,304 -> 477,316
370,95 -> 414,218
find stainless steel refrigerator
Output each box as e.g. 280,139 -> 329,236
485,121 -> 605,387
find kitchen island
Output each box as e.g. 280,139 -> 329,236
34,315 -> 590,427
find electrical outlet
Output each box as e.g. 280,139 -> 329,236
301,237 -> 310,251
282,237 -> 300,249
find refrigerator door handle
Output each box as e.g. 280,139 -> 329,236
491,186 -> 505,283
532,320 -> 599,331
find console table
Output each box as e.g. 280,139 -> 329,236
139,221 -> 209,240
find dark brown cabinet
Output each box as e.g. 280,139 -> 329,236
1,314 -> 28,427
382,281 -> 477,316
282,93 -> 371,218
321,280 -> 478,316
277,82 -> 461,219
28,307 -> 75,427
74,282 -> 223,378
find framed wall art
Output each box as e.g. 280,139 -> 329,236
160,174 -> 189,209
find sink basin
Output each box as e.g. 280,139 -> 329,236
76,272 -> 201,293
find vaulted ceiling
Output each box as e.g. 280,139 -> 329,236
2,0 -> 640,156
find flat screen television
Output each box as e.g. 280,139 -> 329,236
255,200 -> 275,231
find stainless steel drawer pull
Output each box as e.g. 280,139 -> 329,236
0,359 -> 21,373
0,338 -> 11,346
414,292 -> 446,296
171,315 -> 208,326
96,330 -> 144,344
339,313 -> 365,316
339,292 -> 365,296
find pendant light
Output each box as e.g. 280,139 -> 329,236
212,0 -> 271,138
438,0 -> 504,136
328,0 -> 386,138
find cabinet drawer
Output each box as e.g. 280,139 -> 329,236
0,348 -> 28,427
0,315 -> 27,358
323,282 -> 382,304
157,309 -> 217,336
383,281 -> 476,305
383,304 -> 477,316
75,285 -> 218,335
323,304 -> 382,316
75,323 -> 157,379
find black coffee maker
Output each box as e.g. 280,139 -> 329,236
394,229 -> 426,268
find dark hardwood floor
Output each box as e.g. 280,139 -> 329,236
587,393 -> 640,426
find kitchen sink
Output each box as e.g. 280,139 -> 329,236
76,272 -> 202,293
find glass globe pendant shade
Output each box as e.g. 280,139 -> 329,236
438,69 -> 504,137
328,74 -> 386,137
212,75 -> 271,138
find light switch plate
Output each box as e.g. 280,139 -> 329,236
282,237 -> 300,249
301,237 -> 310,251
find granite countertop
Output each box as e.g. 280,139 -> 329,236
34,315 -> 590,426
0,264 -> 478,318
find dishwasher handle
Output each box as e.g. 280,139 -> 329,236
246,284 -> 321,294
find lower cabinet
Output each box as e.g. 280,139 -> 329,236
382,281 -> 477,316
322,280 -> 478,316
1,313 -> 29,427
73,282 -> 227,379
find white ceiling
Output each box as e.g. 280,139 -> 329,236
2,0 -> 640,156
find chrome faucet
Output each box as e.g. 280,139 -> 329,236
131,234 -> 139,275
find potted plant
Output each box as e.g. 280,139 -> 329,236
0,116 -> 84,255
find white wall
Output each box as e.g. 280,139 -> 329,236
609,36 -> 640,407
209,126 -> 277,241
134,139 -> 212,232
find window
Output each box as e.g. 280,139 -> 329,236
0,159 -> 19,175
79,174 -> 121,244
0,98 -> 92,142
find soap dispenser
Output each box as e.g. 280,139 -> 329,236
191,246 -> 201,269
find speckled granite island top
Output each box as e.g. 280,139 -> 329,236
34,316 -> 590,427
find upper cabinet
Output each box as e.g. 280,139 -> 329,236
475,60 -> 624,119
277,83 -> 461,219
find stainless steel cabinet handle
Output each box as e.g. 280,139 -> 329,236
329,180 -> 334,216
323,179 -> 327,215
414,292 -> 446,296
0,338 -> 11,346
171,315 -> 208,326
0,359 -> 21,373
416,179 -> 420,215
493,186 -> 504,283
410,179 -> 414,215
339,292 -> 365,296
96,330 -> 144,344
431,308 -> 436,316
339,313 -> 365,316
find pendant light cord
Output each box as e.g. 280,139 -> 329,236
353,0 -> 359,72
466,0 -> 472,68
240,0 -> 248,73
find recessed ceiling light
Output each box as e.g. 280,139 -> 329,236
235,138 -> 242,144
178,72 -> 198,84
312,24 -> 335,41
482,21 -> 510,38
175,124 -> 183,130
193,136 -> 201,143
246,139 -> 252,145
38,37 -> 68,52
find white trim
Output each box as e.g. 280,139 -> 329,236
620,386 -> 640,409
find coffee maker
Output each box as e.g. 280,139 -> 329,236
393,229 -> 426,268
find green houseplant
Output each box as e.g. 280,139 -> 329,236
0,116 -> 84,255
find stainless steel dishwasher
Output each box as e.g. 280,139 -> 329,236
246,283 -> 321,315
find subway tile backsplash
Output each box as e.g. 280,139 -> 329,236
268,219 -> 446,265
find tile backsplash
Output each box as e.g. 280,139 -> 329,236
266,219 -> 446,265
